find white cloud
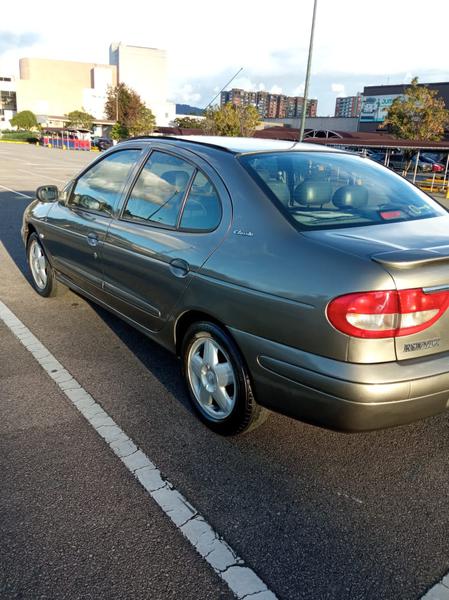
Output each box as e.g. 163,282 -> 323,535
292,83 -> 305,96
232,76 -> 258,91
2,0 -> 449,115
174,83 -> 201,105
331,83 -> 345,97
269,85 -> 283,94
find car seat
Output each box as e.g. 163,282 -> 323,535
332,184 -> 368,210
293,180 -> 333,208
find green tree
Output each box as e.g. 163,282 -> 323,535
174,116 -> 203,129
128,106 -> 156,136
10,110 -> 38,131
105,83 -> 155,136
382,77 -> 449,141
202,103 -> 260,137
110,122 -> 129,141
65,109 -> 94,130
237,105 -> 260,137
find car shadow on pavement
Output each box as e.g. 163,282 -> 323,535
89,300 -> 194,413
0,191 -> 31,280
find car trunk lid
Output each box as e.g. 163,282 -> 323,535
305,216 -> 449,360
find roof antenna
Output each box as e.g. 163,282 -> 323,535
204,67 -> 244,110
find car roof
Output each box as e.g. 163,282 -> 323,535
124,135 -> 342,155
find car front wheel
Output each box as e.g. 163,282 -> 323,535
27,233 -> 64,297
181,322 -> 268,435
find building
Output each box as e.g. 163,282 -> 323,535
16,58 -> 117,122
359,81 -> 449,132
296,97 -> 318,118
335,93 -> 362,118
220,88 -> 257,108
220,88 -> 317,119
1,43 -> 175,130
0,77 -> 17,130
109,43 -> 174,125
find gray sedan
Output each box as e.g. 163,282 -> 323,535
22,136 -> 449,434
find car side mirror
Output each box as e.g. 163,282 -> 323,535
36,185 -> 59,203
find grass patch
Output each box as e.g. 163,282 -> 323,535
1,131 -> 40,143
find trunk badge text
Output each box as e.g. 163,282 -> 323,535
404,338 -> 440,352
233,229 -> 254,237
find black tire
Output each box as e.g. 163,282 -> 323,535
181,321 -> 268,435
27,232 -> 65,297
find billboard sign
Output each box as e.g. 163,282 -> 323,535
360,94 -> 402,123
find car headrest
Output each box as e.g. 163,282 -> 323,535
161,170 -> 190,191
293,180 -> 333,206
332,185 -> 368,209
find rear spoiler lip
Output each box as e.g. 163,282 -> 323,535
372,247 -> 449,269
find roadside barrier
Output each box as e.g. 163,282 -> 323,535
41,136 -> 91,151
403,173 -> 448,194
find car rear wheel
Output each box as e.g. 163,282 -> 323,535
27,233 -> 64,297
182,321 -> 268,435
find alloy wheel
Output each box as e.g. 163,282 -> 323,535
29,239 -> 48,290
187,337 -> 237,420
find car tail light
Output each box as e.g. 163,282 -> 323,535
327,288 -> 449,338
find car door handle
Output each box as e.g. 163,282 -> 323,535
87,232 -> 99,247
169,258 -> 189,278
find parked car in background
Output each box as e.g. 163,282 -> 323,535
365,150 -> 386,165
387,153 -> 434,173
422,152 -> 448,165
22,136 -> 449,435
419,154 -> 445,173
367,151 -> 444,173
92,137 -> 113,151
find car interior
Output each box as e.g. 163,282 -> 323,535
242,153 -> 441,229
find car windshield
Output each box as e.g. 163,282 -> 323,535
239,151 -> 445,230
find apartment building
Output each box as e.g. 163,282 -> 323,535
334,94 -> 362,118
221,88 -> 318,119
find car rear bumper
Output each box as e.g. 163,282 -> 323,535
230,328 -> 449,431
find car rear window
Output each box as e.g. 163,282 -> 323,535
239,151 -> 445,230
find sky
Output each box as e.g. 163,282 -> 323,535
1,0 -> 449,116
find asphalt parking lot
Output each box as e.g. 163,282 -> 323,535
1,142 -> 449,600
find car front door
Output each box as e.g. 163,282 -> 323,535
43,147 -> 143,297
101,147 -> 231,332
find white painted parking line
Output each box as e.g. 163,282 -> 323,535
0,299 -> 277,600
421,575 -> 449,599
0,184 -> 32,199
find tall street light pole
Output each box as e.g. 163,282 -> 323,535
299,0 -> 318,142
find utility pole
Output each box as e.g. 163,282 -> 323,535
299,0 -> 318,142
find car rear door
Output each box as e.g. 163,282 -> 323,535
44,147 -> 144,297
100,146 -> 232,332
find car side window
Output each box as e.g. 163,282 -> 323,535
70,149 -> 141,215
123,151 -> 195,227
179,171 -> 222,231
